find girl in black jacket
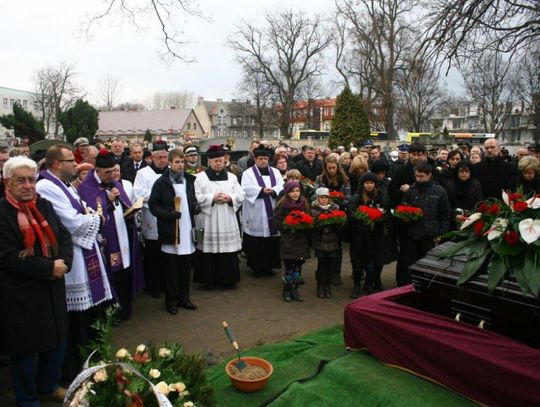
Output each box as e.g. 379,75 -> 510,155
274,181 -> 311,302
348,173 -> 390,298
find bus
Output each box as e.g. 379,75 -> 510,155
405,132 -> 495,145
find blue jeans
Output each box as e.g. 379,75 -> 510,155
10,342 -> 66,407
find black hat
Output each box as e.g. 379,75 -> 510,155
96,149 -> 116,168
371,159 -> 389,173
253,147 -> 271,158
457,142 -> 471,149
359,172 -> 378,186
153,141 -> 169,151
184,146 -> 198,156
206,144 -> 225,159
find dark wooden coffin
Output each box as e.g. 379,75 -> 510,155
408,241 -> 540,348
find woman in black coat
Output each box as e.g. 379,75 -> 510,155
508,156 -> 540,196
446,160 -> 484,212
438,149 -> 463,191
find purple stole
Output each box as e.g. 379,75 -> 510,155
39,170 -> 106,304
252,166 -> 278,236
78,171 -> 145,294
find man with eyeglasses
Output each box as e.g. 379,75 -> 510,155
0,156 -> 72,405
133,141 -> 170,298
36,145 -> 113,381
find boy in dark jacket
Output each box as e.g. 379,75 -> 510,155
400,161 -> 452,282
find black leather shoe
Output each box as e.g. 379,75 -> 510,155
179,301 -> 197,311
167,306 -> 178,315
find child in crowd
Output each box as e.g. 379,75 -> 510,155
348,173 -> 390,298
311,188 -> 341,298
274,181 -> 311,302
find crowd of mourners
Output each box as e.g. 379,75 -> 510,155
0,134 -> 539,406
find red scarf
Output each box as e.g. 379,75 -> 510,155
5,191 -> 58,258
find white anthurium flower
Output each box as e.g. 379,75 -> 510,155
487,218 -> 508,241
460,213 -> 482,230
526,196 -> 540,209
501,190 -> 510,206
519,218 -> 540,244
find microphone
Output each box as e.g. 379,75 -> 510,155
103,181 -> 120,206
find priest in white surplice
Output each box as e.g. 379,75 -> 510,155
194,145 -> 245,289
36,145 -> 112,380
241,147 -> 284,277
133,141 -> 169,298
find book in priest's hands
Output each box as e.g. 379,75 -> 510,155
123,197 -> 144,217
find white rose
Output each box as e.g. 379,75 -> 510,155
136,344 -> 146,353
184,402 -> 194,407
175,382 -> 186,392
115,348 -> 130,359
168,383 -> 177,392
93,369 -> 108,383
158,348 -> 171,358
155,381 -> 170,396
149,369 -> 161,379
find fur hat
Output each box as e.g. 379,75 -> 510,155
359,172 -> 378,186
206,144 -> 225,159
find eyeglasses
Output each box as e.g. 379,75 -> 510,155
13,177 -> 37,185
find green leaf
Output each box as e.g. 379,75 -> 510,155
507,255 -> 529,295
437,238 -> 477,258
442,230 -> 471,240
524,249 -> 540,296
462,239 -> 489,258
490,239 -> 525,256
486,254 -> 507,293
457,249 -> 491,286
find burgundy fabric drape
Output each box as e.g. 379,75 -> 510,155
344,285 -> 540,407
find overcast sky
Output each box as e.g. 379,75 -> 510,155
0,0 -> 461,106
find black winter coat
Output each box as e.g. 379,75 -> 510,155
0,197 -> 73,356
446,178 -> 483,211
296,158 -> 323,181
388,161 -> 415,208
148,169 -> 200,245
473,156 -> 518,199
274,202 -> 311,261
348,189 -> 392,265
508,175 -> 540,196
402,181 -> 452,240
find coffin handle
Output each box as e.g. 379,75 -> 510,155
454,313 -> 461,322
478,320 -> 486,329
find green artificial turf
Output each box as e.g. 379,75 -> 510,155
206,325 -> 476,407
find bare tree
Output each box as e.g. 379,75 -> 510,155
147,91 -> 196,110
396,56 -> 445,132
511,44 -> 540,142
236,65 -> 277,138
335,0 -> 416,139
81,0 -> 205,62
98,73 -> 121,111
34,63 -> 85,136
229,9 -> 331,138
113,101 -> 147,111
298,76 -> 325,131
458,50 -> 513,137
421,0 -> 540,65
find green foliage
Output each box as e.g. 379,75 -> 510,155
58,99 -> 98,144
0,102 -> 45,143
328,87 -> 370,149
76,306 -> 215,407
144,129 -> 153,143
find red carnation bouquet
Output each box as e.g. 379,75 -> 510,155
355,205 -> 384,229
393,205 -> 423,221
283,210 -> 314,233
316,209 -> 347,228
329,191 -> 346,207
